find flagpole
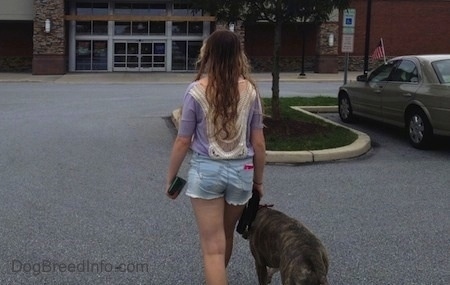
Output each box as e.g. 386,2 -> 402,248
381,38 -> 386,64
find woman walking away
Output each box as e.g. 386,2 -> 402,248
165,29 -> 265,285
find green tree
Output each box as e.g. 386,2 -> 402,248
190,0 -> 349,120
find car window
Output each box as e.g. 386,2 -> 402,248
390,60 -> 418,83
432,59 -> 450,84
368,62 -> 395,83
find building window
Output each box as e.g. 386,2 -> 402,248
76,2 -> 108,15
172,40 -> 202,71
76,40 -> 107,71
76,21 -> 107,35
115,22 -> 131,35
133,3 -> 150,15
76,21 -> 91,35
93,3 -> 108,15
115,21 -> 166,35
172,22 -> 203,36
150,22 -> 166,35
93,21 -> 108,35
172,22 -> 187,35
114,3 -> 167,16
188,22 -> 203,35
150,4 -> 167,16
173,3 -> 201,16
114,3 -> 132,15
132,22 -> 149,35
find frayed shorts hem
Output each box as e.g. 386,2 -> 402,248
185,192 -> 250,206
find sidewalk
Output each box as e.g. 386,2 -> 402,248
1,70 -> 370,163
0,71 -> 361,84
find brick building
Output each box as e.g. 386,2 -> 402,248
0,0 -> 449,75
245,0 -> 450,72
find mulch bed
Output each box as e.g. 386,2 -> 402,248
263,117 -> 328,138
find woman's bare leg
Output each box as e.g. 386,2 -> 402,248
223,203 -> 246,267
190,197 -> 227,285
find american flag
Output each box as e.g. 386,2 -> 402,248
372,39 -> 385,61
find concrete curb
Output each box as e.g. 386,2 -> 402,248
0,71 -> 359,84
297,106 -> 338,113
171,106 -> 371,164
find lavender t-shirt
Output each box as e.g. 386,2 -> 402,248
177,81 -> 264,158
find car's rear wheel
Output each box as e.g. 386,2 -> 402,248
406,108 -> 433,149
338,92 -> 354,123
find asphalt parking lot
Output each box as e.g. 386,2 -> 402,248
1,74 -> 449,284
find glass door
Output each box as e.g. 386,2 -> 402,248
127,42 -> 139,70
114,41 -> 166,71
152,42 -> 166,71
140,42 -> 153,70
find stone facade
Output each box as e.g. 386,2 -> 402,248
314,22 -> 339,73
0,56 -> 33,72
32,0 -> 66,75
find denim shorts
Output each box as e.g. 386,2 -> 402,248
185,152 -> 254,205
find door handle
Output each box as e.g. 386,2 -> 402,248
402,93 -> 412,97
373,85 -> 383,94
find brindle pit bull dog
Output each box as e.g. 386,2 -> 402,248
247,207 -> 329,285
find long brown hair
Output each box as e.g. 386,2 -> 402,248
195,29 -> 256,139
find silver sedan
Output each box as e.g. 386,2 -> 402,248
338,54 -> 450,149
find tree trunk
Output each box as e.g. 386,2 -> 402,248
271,21 -> 282,121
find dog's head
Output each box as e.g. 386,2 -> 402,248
240,204 -> 275,239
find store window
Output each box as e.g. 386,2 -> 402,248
76,21 -> 91,35
133,3 -> 149,15
115,21 -> 166,35
76,21 -> 108,35
172,22 -> 187,35
173,3 -> 201,16
114,3 -> 167,16
150,4 -> 167,16
172,22 -> 203,36
188,22 -> 203,35
76,40 -> 107,71
114,3 -> 132,15
172,41 -> 202,71
132,22 -> 149,35
93,21 -> 108,35
115,22 -> 131,35
150,22 -> 166,34
76,2 -> 108,15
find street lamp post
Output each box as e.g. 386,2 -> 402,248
300,28 -> 306,76
363,0 -> 372,75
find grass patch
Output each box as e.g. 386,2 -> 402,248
262,96 -> 357,151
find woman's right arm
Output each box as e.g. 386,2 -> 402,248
165,135 -> 192,199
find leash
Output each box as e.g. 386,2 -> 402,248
259,204 -> 274,209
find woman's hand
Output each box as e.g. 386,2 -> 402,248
252,183 -> 264,198
165,180 -> 181,200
